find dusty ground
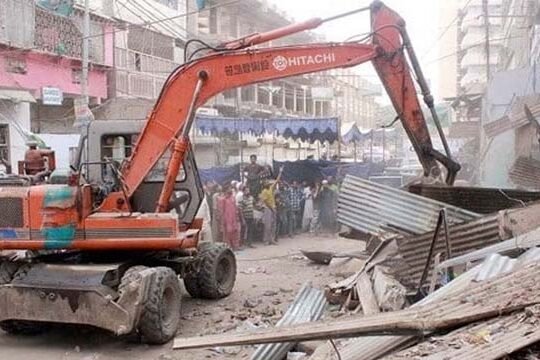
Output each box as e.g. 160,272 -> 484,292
0,233 -> 365,360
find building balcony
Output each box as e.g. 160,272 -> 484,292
0,1 -> 113,67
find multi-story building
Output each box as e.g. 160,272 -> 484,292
195,0 -> 329,118
330,69 -> 381,129
78,0 -> 197,99
454,0 -> 503,122
498,0 -> 540,70
0,0 -> 114,166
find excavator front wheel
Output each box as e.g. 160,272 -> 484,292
133,266 -> 182,345
184,243 -> 236,299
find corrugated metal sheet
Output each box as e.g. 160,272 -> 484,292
337,175 -> 480,237
407,184 -> 540,214
395,213 -> 500,287
251,283 -> 326,360
437,226 -> 540,271
337,247 -> 540,360
395,200 -> 540,287
483,102 -> 540,138
509,157 -> 540,190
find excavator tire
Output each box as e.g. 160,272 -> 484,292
184,243 -> 236,300
0,261 -> 49,336
137,267 -> 181,345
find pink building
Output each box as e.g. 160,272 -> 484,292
0,1 -> 114,168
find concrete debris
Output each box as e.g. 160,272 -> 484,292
371,266 -> 407,312
172,261 -> 540,350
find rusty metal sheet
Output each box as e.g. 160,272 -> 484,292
338,175 -> 480,237
509,157 -> 540,190
396,202 -> 540,287
407,184 -> 540,214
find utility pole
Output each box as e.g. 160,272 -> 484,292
82,0 -> 90,104
483,0 -> 491,81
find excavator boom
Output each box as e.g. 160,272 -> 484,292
117,0 -> 459,207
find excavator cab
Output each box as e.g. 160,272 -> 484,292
76,120 -> 204,225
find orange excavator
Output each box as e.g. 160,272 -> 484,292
0,1 -> 459,344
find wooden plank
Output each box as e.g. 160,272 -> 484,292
172,262 -> 540,350
355,273 -> 379,315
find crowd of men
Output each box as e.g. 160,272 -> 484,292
204,155 -> 340,251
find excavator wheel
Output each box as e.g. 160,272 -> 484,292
0,261 -> 49,336
129,266 -> 181,345
184,243 -> 236,300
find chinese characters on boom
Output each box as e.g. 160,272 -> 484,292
225,59 -> 270,76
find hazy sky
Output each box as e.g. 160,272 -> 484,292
267,0 -> 446,99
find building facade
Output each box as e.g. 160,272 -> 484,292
0,0 -> 114,168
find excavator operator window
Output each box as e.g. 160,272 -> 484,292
100,134 -> 135,182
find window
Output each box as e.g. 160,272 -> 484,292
100,134 -> 135,181
0,125 -> 10,163
5,57 -> 27,74
99,133 -> 184,182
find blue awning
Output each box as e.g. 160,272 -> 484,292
194,115 -> 338,143
342,124 -> 396,144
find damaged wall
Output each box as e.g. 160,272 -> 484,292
480,66 -> 540,188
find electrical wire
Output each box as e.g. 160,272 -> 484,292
420,0 -> 474,60
424,34 -> 529,66
82,0 -> 246,41
329,339 -> 342,360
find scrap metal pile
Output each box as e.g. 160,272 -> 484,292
171,175 -> 540,359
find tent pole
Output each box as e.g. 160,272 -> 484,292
272,132 -> 275,162
337,117 -> 342,161
354,140 -> 357,163
370,130 -> 374,163
382,129 -> 386,163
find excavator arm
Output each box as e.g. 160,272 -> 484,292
113,0 -> 459,210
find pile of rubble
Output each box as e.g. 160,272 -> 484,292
171,175 -> 540,359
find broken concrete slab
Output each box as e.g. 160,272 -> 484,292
372,266 -> 407,312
